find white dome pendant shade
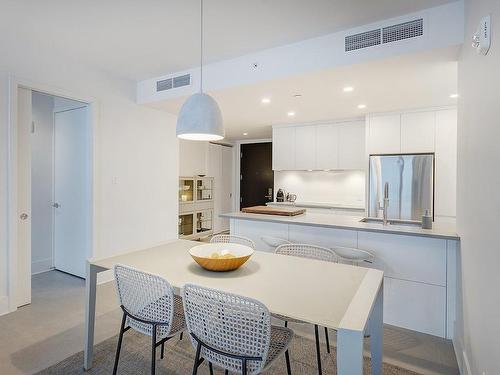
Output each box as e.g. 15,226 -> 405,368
176,0 -> 225,141
176,93 -> 224,141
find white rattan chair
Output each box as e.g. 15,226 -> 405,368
183,283 -> 293,375
113,264 -> 186,375
210,234 -> 256,249
261,236 -> 291,251
331,246 -> 375,266
274,243 -> 338,375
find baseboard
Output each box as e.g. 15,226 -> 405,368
0,296 -> 9,317
453,335 -> 472,375
32,258 -> 53,275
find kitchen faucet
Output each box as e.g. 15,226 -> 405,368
379,182 -> 389,225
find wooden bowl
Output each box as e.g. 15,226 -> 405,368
189,243 -> 254,272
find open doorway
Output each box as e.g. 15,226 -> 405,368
16,88 -> 92,308
239,142 -> 274,209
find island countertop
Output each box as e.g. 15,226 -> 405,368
221,211 -> 459,240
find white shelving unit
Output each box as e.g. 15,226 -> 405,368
178,176 -> 215,240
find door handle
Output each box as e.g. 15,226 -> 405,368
53,203 -> 60,208
20,213 -> 28,220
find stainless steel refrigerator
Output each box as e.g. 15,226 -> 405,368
368,154 -> 434,221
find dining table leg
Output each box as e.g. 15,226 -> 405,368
337,283 -> 383,375
84,263 -> 99,370
369,283 -> 383,375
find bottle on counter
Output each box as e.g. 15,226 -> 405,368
422,209 -> 433,229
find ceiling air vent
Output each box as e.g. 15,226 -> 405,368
156,74 -> 191,92
345,29 -> 381,52
382,18 -> 423,44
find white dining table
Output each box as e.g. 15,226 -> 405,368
84,239 -> 384,375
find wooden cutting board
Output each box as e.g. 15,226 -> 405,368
241,205 -> 306,216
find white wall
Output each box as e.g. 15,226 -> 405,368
0,47 -> 179,315
456,1 -> 500,374
274,170 -> 365,207
31,92 -> 54,274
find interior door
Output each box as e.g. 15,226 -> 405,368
54,106 -> 90,278
240,143 -> 273,209
17,87 -> 32,307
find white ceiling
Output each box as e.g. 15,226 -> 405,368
151,48 -> 459,140
0,0 -> 457,81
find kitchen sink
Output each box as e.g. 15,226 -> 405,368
360,217 -> 422,227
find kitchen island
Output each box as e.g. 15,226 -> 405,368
221,211 -> 459,339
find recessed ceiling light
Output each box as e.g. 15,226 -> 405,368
450,93 -> 459,99
243,132 -> 248,136
287,111 -> 295,117
293,94 -> 302,98
261,97 -> 271,104
343,86 -> 354,92
307,169 -> 313,172
357,104 -> 367,109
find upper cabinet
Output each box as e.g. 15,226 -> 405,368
272,126 -> 296,171
316,124 -> 339,170
338,122 -> 366,170
295,126 -> 316,170
272,120 -> 365,171
401,112 -> 435,153
367,114 -> 401,155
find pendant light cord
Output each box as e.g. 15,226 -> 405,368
200,0 -> 204,93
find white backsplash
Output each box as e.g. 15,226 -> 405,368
274,170 -> 366,206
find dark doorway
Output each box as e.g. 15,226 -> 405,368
240,142 -> 274,210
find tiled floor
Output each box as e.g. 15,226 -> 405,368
0,271 -> 459,374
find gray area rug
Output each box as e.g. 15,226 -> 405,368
37,330 -> 421,375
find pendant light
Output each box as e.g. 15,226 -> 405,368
176,0 -> 224,141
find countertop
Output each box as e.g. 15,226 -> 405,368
221,211 -> 459,240
266,201 -> 365,210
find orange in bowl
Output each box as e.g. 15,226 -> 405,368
189,243 -> 254,272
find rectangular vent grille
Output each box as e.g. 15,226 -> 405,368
156,74 -> 191,92
345,29 -> 381,51
173,74 -> 190,88
382,18 -> 423,44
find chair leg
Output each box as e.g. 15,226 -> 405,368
285,349 -> 292,375
180,331 -> 183,340
209,361 -> 214,375
314,325 -> 322,375
285,320 -> 288,328
324,327 -> 330,354
151,324 -> 157,375
161,342 -> 165,359
192,341 -> 202,375
225,370 -> 229,375
112,312 -> 127,375
242,359 -> 247,375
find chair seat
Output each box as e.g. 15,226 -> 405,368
127,294 -> 186,339
263,325 -> 294,370
272,313 -> 305,324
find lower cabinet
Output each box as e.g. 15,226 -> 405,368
229,218 -> 456,339
383,277 -> 446,337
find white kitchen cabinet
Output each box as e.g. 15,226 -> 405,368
368,114 -> 401,155
230,219 -> 288,252
295,126 -> 316,170
220,146 -> 234,231
288,225 -> 357,248
338,121 -> 366,169
357,231 -> 447,286
435,109 -> 457,218
401,111 -> 435,153
179,139 -> 208,176
384,277 -> 446,337
315,124 -> 339,170
273,127 -> 295,170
